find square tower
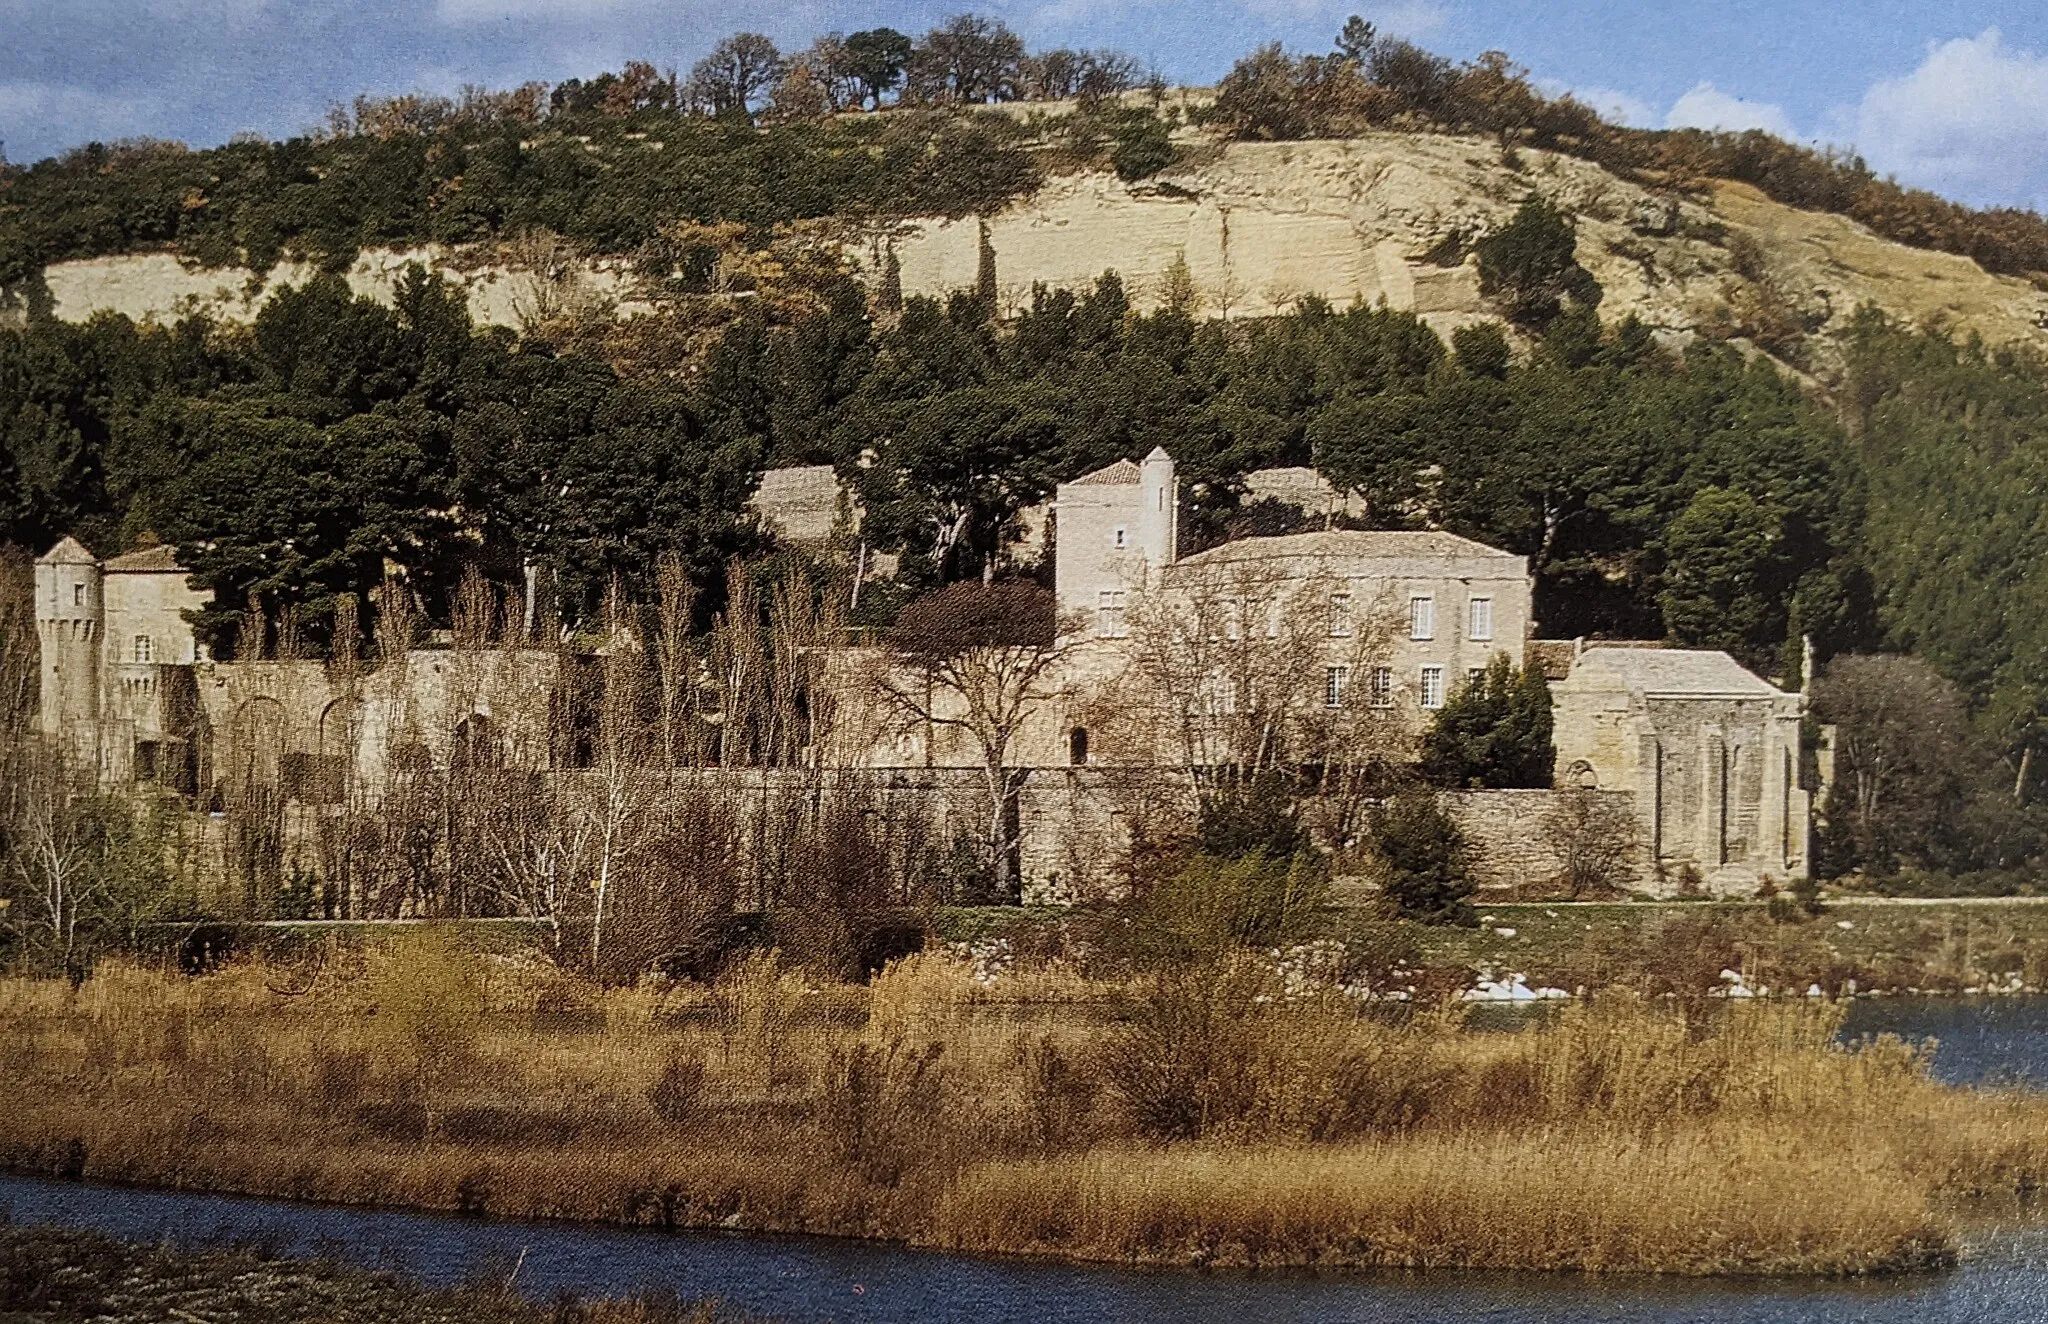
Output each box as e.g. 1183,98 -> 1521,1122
1054,448 -> 1178,630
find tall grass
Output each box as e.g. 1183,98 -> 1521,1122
1,936 -> 2043,1275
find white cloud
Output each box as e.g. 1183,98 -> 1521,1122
1665,80 -> 1799,139
435,0 -> 638,22
1541,80 -> 1653,128
0,82 -> 156,149
1851,28 -> 2048,211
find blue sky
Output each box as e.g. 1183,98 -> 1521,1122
6,0 -> 2048,211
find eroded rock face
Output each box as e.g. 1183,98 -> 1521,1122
16,243 -> 647,332
888,134 -> 2048,367
17,129 -> 2048,373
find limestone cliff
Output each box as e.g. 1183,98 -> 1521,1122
20,128 -> 2048,374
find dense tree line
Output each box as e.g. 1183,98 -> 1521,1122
0,261 -> 1866,660
0,270 -> 761,654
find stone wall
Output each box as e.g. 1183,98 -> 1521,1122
1443,788 -> 1647,895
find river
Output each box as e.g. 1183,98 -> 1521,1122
5,996 -> 2048,1324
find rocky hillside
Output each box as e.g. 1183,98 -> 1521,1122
16,124 -> 2048,379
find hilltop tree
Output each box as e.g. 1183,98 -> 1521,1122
1334,16 -> 1378,65
905,15 -> 1026,104
840,28 -> 914,108
688,34 -> 787,116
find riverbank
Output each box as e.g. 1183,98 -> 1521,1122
0,1220 -> 738,1322
945,896 -> 2048,999
3,942 -> 2044,1278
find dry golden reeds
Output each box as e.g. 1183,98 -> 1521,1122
1,948 -> 2044,1277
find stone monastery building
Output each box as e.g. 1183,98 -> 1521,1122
35,449 -> 1813,899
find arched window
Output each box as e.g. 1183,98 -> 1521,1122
1068,726 -> 1090,767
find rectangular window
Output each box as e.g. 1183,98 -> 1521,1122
1370,666 -> 1394,707
133,635 -> 153,664
1224,597 -> 1243,641
1325,665 -> 1350,709
1469,597 -> 1494,641
1409,595 -> 1435,641
1468,667 -> 1487,690
1420,666 -> 1445,709
1328,591 -> 1353,638
73,584 -> 85,607
1096,589 -> 1127,638
1113,526 -> 1128,549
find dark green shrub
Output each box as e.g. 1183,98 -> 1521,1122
1371,789 -> 1476,925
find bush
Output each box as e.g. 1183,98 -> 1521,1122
1475,195 -> 1601,327
1108,111 -> 1175,182
647,1052 -> 708,1127
1371,789 -> 1475,925
1121,850 -> 1330,963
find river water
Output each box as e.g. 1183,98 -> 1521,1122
6,996 -> 2048,1324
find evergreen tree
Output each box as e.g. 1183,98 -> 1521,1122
1372,788 -> 1476,924
1420,654 -> 1554,789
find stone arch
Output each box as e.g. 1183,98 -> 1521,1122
1567,758 -> 1598,789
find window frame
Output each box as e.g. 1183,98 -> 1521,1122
1096,588 -> 1128,638
1468,596 -> 1494,642
1324,664 -> 1351,709
1328,590 -> 1354,638
1420,665 -> 1445,709
1409,595 -> 1435,641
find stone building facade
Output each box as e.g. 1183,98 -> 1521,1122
1550,644 -> 1811,889
35,450 -> 1813,903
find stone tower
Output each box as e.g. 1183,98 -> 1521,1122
1053,448 -> 1179,623
35,536 -> 102,767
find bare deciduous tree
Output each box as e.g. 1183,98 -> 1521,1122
688,33 -> 788,115
874,581 -> 1078,898
1542,788 -> 1638,898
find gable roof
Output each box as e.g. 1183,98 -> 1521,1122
1176,529 -> 1523,567
1563,646 -> 1783,698
103,545 -> 187,574
36,536 -> 95,566
1067,458 -> 1142,486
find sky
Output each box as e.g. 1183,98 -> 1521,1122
5,1 -> 2048,212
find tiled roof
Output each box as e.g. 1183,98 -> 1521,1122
103,544 -> 186,573
1068,458 -> 1143,486
1564,646 -> 1783,697
1176,529 -> 1522,566
36,536 -> 95,566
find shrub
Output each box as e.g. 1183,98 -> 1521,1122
647,1052 -> 708,1127
1108,111 -> 1175,182
1475,195 -> 1601,327
1122,850 -> 1330,963
1371,789 -> 1475,925
818,1036 -> 949,1185
1541,788 -> 1637,898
